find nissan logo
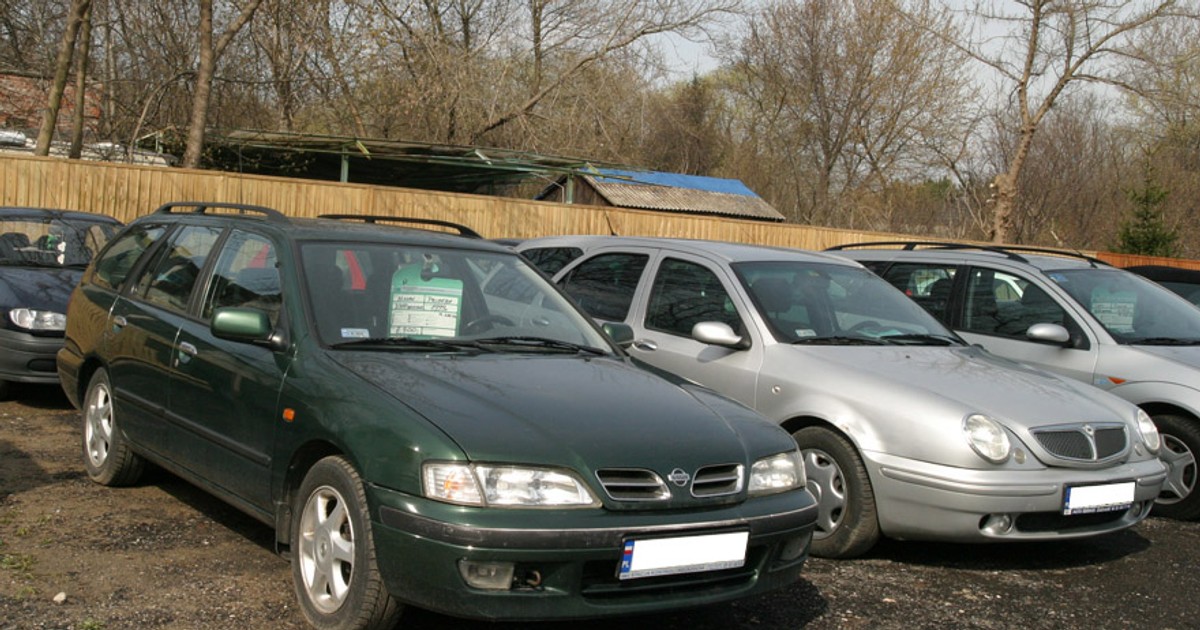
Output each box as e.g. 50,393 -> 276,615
668,468 -> 691,487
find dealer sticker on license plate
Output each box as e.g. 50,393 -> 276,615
618,531 -> 748,580
1063,481 -> 1135,515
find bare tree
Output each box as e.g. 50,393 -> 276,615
948,0 -> 1191,243
67,0 -> 93,158
34,0 -> 91,155
180,0 -> 263,169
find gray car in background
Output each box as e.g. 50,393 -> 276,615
830,242 -> 1200,521
518,236 -> 1166,558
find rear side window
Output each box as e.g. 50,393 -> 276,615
559,253 -> 649,321
90,224 -> 168,290
134,225 -> 223,313
646,258 -> 743,337
878,262 -> 957,322
521,247 -> 583,276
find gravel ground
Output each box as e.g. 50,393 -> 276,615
2,384 -> 1198,630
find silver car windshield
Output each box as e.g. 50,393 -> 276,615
301,242 -> 613,353
731,261 -> 961,345
1049,267 -> 1200,345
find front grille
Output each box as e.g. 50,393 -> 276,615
1031,423 -> 1128,461
595,469 -> 668,501
691,464 -> 743,497
1015,509 -> 1129,533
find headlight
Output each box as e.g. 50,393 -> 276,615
1136,409 -> 1161,453
423,462 -> 598,507
964,414 -> 1011,463
748,450 -> 805,496
8,308 -> 67,331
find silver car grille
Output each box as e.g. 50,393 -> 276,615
595,464 -> 744,501
1030,423 -> 1128,462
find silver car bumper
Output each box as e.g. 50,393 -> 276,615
864,451 -> 1167,542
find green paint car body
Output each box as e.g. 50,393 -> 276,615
57,203 -> 816,629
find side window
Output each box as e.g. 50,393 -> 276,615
90,224 -> 167,290
646,258 -> 743,337
559,253 -> 649,321
202,231 -> 281,325
521,247 -> 583,276
879,263 -> 956,322
962,268 -> 1068,338
134,225 -> 223,313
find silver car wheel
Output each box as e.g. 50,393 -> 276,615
1158,434 -> 1197,505
297,484 -> 356,614
803,447 -> 847,538
84,378 -> 114,470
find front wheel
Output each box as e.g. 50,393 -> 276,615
1151,414 -> 1200,520
81,368 -> 143,486
793,427 -> 879,558
291,456 -> 402,630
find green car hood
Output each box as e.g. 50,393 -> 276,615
330,352 -> 781,472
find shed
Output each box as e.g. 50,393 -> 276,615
538,169 -> 785,222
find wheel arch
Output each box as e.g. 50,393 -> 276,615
274,440 -> 346,550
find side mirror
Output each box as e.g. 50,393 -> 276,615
1026,322 -> 1071,345
602,322 -> 635,348
693,321 -> 748,349
213,307 -> 285,349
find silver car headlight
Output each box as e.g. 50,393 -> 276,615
423,462 -> 599,507
964,414 -> 1011,464
1136,409 -> 1161,454
748,450 -> 806,496
9,308 -> 66,331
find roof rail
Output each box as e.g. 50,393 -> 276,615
152,201 -> 289,223
825,240 -> 1108,267
318,214 -> 482,239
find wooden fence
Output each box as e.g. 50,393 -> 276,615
3,153 -> 1198,269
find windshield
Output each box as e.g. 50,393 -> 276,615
731,261 -> 960,345
301,242 -> 614,352
1049,267 -> 1200,344
0,216 -> 120,267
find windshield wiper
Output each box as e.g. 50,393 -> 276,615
877,333 -> 963,346
476,336 -> 609,355
1127,337 -> 1200,346
791,336 -> 888,346
330,337 -> 495,352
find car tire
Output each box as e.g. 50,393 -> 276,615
81,368 -> 144,486
1151,414 -> 1200,520
291,456 -> 402,630
793,426 -> 880,558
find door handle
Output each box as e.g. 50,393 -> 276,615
632,339 -> 658,352
112,315 -> 127,329
176,341 -> 198,366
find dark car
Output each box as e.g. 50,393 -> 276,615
0,206 -> 122,399
1126,265 -> 1200,306
57,202 -> 817,630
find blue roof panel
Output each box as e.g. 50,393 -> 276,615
591,169 -> 759,198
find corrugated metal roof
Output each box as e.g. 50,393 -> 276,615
585,174 -> 785,221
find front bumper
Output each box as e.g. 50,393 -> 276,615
367,485 -> 817,621
864,451 -> 1167,542
0,328 -> 63,384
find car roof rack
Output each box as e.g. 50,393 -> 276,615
825,240 -> 1108,267
151,201 -> 289,224
318,214 -> 482,239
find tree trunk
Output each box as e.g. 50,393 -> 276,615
34,0 -> 92,156
68,2 -> 93,159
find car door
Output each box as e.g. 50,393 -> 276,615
627,254 -> 762,408
107,224 -> 222,459
170,229 -> 289,512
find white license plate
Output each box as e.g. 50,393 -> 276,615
618,531 -> 748,580
1063,481 -> 1135,515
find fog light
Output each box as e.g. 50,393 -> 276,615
459,560 -> 515,590
779,534 -> 810,562
981,514 -> 1014,536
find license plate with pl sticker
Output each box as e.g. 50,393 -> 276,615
617,531 -> 748,580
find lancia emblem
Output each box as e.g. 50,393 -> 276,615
1083,424 -> 1095,436
668,468 -> 691,487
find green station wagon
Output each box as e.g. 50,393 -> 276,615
57,203 -> 816,630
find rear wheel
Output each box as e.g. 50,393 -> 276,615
1151,414 -> 1200,520
81,368 -> 143,486
793,427 -> 879,558
292,456 -> 402,630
